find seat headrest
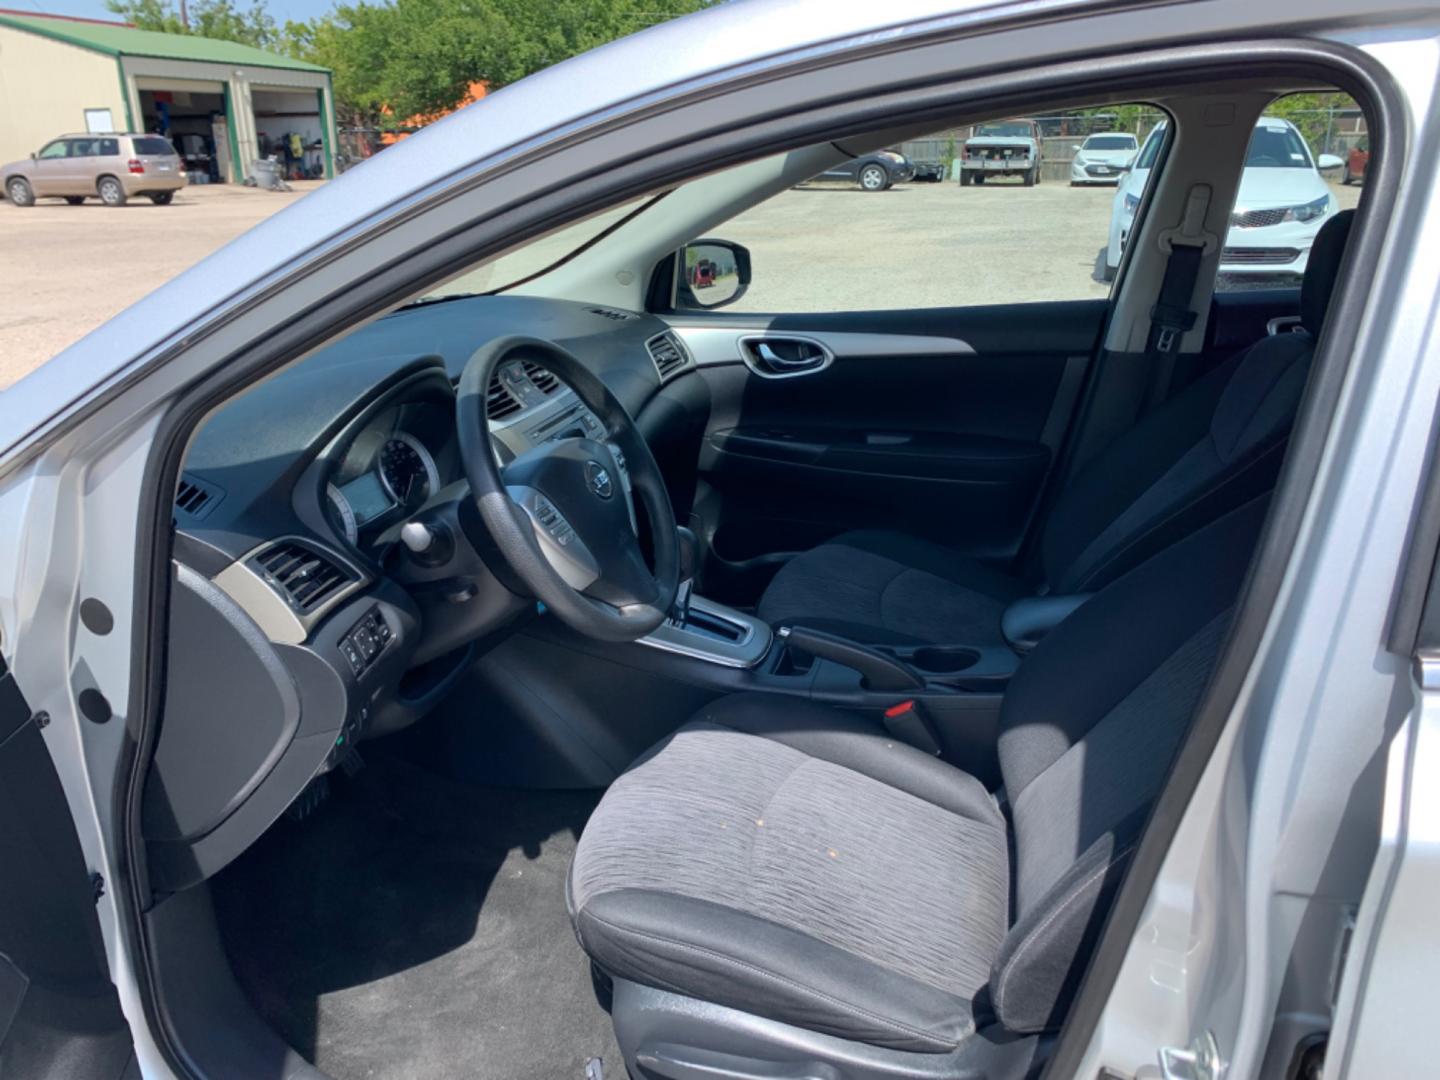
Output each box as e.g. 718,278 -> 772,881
1301,209 -> 1354,334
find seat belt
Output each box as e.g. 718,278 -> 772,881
1145,184 -> 1216,408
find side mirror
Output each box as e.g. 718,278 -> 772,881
676,239 -> 751,310
1316,153 -> 1344,170
30,152 -> 37,161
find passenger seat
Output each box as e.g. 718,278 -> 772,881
757,210 -> 1354,647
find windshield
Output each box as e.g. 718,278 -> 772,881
1083,135 -> 1136,150
1246,124 -> 1313,168
974,121 -> 1032,138
417,196 -> 655,301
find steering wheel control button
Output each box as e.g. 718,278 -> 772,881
342,606 -> 389,676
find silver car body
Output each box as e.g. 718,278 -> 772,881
0,2 -> 1436,1079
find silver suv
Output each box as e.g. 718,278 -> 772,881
2,132 -> 184,208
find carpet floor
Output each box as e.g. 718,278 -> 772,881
211,754 -> 620,1080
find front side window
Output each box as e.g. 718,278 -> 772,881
665,103 -> 1167,313
37,141 -> 68,159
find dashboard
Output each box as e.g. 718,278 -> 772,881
145,295 -> 702,891
324,401 -> 455,549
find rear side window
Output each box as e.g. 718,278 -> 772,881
99,138 -> 120,156
133,137 -> 175,156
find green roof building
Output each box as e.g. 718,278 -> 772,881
0,10 -> 336,182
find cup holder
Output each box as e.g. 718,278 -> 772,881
910,646 -> 981,674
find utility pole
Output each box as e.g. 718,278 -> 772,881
180,0 -> 189,30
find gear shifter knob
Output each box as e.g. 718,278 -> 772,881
675,526 -> 699,585
673,526 -> 699,626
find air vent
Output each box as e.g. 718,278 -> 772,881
646,332 -> 690,381
587,306 -> 638,321
174,474 -> 222,519
486,377 -> 522,420
521,360 -> 560,395
251,541 -> 354,613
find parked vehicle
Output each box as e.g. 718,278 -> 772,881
911,159 -> 947,182
1069,131 -> 1139,184
1106,116 -> 1340,281
960,118 -> 1043,185
806,149 -> 915,190
2,132 -> 183,207
1,4 -> 1433,1080
1344,139 -> 1369,184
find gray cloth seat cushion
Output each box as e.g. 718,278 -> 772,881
567,694 -> 1010,1052
756,529 -> 1027,647
571,497 -> 1269,1048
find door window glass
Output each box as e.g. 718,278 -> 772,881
37,141 -> 68,159
1214,91 -> 1363,292
99,138 -> 119,156
671,103 -> 1167,313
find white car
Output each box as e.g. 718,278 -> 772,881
1068,132 -> 1138,185
1106,116 -> 1341,280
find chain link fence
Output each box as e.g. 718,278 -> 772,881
901,105 -> 1367,183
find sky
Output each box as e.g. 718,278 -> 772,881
12,0 -> 341,23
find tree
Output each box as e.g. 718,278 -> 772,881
105,0 -> 282,50
108,0 -> 722,131
301,0 -> 721,123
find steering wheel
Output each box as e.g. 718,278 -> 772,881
457,335 -> 680,642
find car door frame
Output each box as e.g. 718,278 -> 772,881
0,652 -> 136,1077
0,12 -> 1410,1077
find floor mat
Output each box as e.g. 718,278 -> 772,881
211,755 -> 621,1080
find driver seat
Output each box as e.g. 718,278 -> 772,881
568,496 -> 1267,1076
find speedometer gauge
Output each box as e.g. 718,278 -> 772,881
378,433 -> 439,508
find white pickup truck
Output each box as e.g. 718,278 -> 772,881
960,118 -> 1044,186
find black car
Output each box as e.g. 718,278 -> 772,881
808,150 -> 916,191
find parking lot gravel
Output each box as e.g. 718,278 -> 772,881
0,181 -> 320,389
1,176 -> 1361,390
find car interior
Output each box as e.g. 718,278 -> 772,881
134,67 -> 1369,1080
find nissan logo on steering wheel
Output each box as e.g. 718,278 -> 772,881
585,460 -> 614,499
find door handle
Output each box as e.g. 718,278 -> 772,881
741,336 -> 833,378
756,342 -> 822,368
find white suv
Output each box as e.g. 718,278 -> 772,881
1106,116 -> 1340,281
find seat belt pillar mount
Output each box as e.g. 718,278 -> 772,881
1150,184 -> 1217,355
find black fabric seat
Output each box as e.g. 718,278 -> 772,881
569,497 -> 1267,1053
756,211 -> 1352,647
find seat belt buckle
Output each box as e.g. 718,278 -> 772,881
1149,303 -> 1198,355
882,699 -> 942,756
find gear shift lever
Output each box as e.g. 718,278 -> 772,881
673,526 -> 698,626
